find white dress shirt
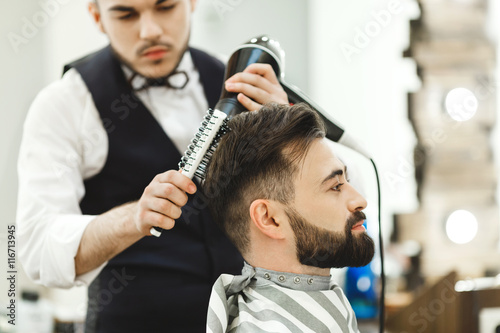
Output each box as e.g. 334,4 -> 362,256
17,51 -> 209,288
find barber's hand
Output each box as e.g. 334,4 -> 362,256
224,63 -> 289,111
135,170 -> 196,236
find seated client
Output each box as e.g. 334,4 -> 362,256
203,103 -> 375,333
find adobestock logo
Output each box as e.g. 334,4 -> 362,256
7,0 -> 72,54
407,279 -> 457,333
340,0 -> 403,63
83,268 -> 136,324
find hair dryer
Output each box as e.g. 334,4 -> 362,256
214,35 -> 371,159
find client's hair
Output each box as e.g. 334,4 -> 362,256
203,103 -> 325,254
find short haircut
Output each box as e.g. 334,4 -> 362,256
203,103 -> 326,254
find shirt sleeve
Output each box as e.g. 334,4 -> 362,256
17,70 -> 107,288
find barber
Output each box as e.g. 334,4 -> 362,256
17,0 -> 288,332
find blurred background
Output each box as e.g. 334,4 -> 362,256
1,0 -> 500,332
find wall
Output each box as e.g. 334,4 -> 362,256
190,0 -> 309,91
1,0 -> 49,313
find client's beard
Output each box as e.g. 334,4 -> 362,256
287,208 -> 375,269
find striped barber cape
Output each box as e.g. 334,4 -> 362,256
207,263 -> 360,333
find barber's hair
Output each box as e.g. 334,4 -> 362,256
203,103 -> 325,254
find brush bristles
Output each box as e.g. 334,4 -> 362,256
193,121 -> 229,180
179,109 -> 230,180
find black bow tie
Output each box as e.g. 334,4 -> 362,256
132,70 -> 190,91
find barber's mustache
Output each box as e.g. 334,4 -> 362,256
347,211 -> 367,229
136,42 -> 174,56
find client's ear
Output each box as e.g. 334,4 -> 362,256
249,199 -> 286,240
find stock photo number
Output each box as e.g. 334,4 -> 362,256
6,225 -> 17,325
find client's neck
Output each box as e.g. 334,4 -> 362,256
245,246 -> 331,277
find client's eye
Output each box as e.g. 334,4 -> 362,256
332,183 -> 344,192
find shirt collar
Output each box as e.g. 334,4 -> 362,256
248,262 -> 333,291
226,262 -> 334,296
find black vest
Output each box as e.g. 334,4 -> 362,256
65,46 -> 243,333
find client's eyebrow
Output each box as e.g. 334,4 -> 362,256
321,166 -> 347,185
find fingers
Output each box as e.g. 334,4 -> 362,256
225,64 -> 288,110
226,69 -> 276,94
236,93 -> 261,113
139,210 -> 176,234
135,170 -> 196,235
155,170 -> 197,195
147,192 -> 183,219
239,63 -> 281,84
149,182 -> 189,207
226,73 -> 273,106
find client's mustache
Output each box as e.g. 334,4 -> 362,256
346,211 -> 367,230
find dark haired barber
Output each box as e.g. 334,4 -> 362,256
17,0 -> 288,331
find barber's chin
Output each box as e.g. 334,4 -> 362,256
136,63 -> 174,79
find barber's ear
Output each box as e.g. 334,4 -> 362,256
249,199 -> 286,240
88,2 -> 105,34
